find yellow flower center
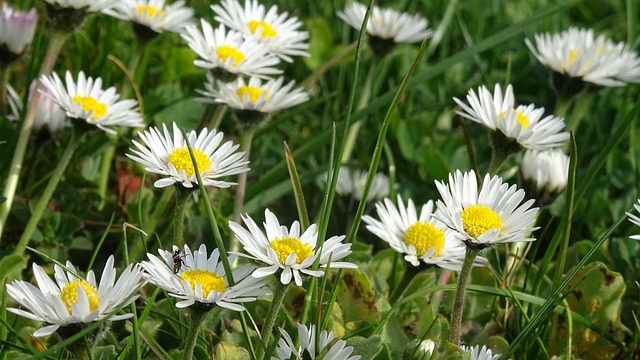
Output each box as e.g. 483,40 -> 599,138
180,269 -> 226,294
269,237 -> 313,264
167,147 -> 212,177
216,45 -> 246,67
73,95 -> 107,120
499,109 -> 530,128
59,279 -> 100,313
237,85 -> 269,103
247,20 -> 277,38
403,221 -> 445,256
460,205 -> 503,238
136,5 -> 165,19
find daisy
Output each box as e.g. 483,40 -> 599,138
201,75 -> 309,126
417,339 -> 437,358
6,82 -> 67,134
521,149 -> 569,205
462,345 -> 500,360
228,209 -> 357,286
526,27 -> 640,87
453,83 -> 569,150
141,244 -> 270,309
104,0 -> 195,34
337,2 -> 432,55
626,199 -> 640,241
181,20 -> 281,81
126,121 -> 249,189
6,256 -> 144,337
319,166 -> 390,202
273,323 -> 360,360
0,3 -> 38,61
39,71 -> 143,135
363,195 -> 481,270
212,0 -> 310,62
434,170 -> 539,248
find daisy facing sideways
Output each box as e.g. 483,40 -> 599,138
104,0 -> 195,34
626,199 -> 640,241
141,244 -> 270,310
229,209 -> 357,286
127,122 -> 249,189
6,256 -> 144,337
273,323 -> 361,360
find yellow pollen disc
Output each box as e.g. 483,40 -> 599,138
73,95 -> 107,120
216,45 -> 246,67
237,85 -> 269,103
499,109 -> 530,128
180,269 -> 226,294
136,5 -> 165,19
460,205 -> 503,239
59,279 -> 100,313
247,20 -> 277,38
167,147 -> 212,177
403,221 -> 445,256
269,237 -> 313,264
568,48 -> 579,67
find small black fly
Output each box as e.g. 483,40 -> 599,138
172,249 -> 186,274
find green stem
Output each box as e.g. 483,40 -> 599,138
145,186 -> 174,235
182,308 -> 208,360
449,246 -> 481,346
231,127 -> 256,251
173,187 -> 191,246
554,94 -> 573,119
565,91 -> 594,131
14,131 -> 82,256
0,31 -> 68,240
487,147 -> 508,176
341,61 -> 376,164
0,65 -> 10,115
257,282 -> 289,360
208,104 -> 228,130
388,264 -> 422,305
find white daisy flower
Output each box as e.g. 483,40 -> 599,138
43,0 -> 116,12
337,2 -> 432,53
126,122 -> 249,189
272,323 -> 360,360
363,195 -> 481,270
462,345 -> 500,360
417,339 -> 436,358
104,0 -> 195,34
521,148 -> 569,195
626,199 -> 640,241
319,166 -> 390,202
453,84 -> 569,150
181,20 -> 281,80
228,209 -> 358,286
212,0 -> 310,62
434,170 -> 539,247
201,75 -> 309,116
526,27 -> 640,87
6,256 -> 144,337
0,3 -> 38,57
6,82 -> 67,134
141,244 -> 270,309
39,71 -> 143,135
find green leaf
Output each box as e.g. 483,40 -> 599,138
347,335 -> 383,360
0,254 -> 28,284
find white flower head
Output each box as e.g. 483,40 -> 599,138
181,20 -> 281,79
363,195 -> 485,270
212,0 -> 310,62
104,0 -> 195,34
434,170 -> 539,247
0,3 -> 38,56
127,122 -> 249,189
229,209 -> 358,286
6,82 -> 67,134
39,71 -> 143,135
453,84 -> 569,150
626,199 -> 640,241
6,256 -> 144,337
521,149 -> 569,194
526,27 -> 640,87
319,166 -> 390,202
141,244 -> 271,310
337,2 -> 432,45
272,323 -> 361,360
461,345 -> 500,360
43,0 -> 116,12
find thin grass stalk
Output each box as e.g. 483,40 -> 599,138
231,126 -> 257,251
122,223 -> 141,360
0,65 -> 9,115
0,31 -> 68,239
14,131 -> 82,256
284,142 -> 310,229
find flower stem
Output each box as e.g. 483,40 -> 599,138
257,281 -> 290,360
0,64 -> 10,115
208,104 -> 228,130
487,148 -> 507,176
231,126 -> 256,251
449,246 -> 481,346
173,187 -> 191,246
14,131 -> 82,257
565,91 -> 594,131
388,263 -> 422,305
182,307 -> 208,360
554,94 -> 573,119
341,60 -> 376,164
0,30 -> 68,240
